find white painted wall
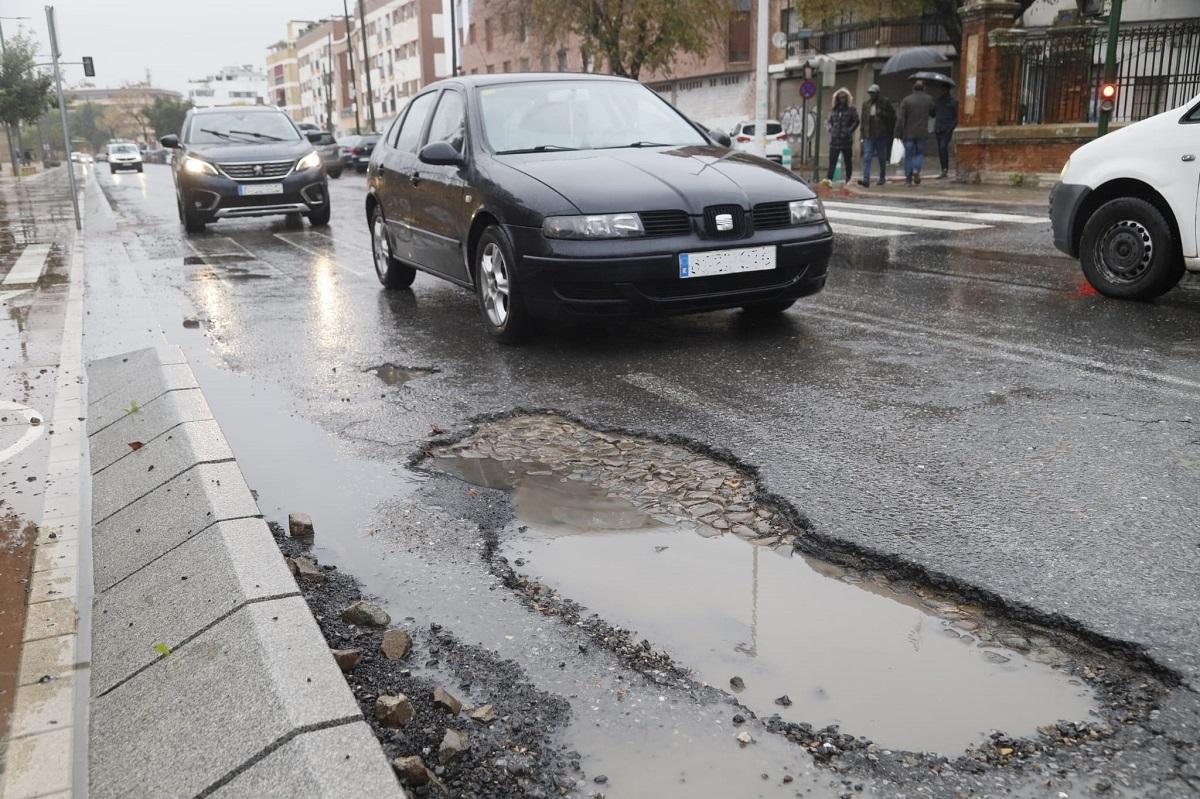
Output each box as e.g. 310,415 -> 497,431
1021,0 -> 1199,26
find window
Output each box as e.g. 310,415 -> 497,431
486,64 -> 495,74
394,91 -> 437,152
503,60 -> 511,73
518,18 -> 528,42
469,23 -> 476,44
729,12 -> 751,62
426,91 -> 466,152
520,57 -> 530,72
540,54 -> 550,71
557,49 -> 568,71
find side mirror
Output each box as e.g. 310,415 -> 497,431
160,134 -> 179,149
305,130 -> 325,144
418,141 -> 464,166
708,129 -> 732,148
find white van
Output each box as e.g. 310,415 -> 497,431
1050,95 -> 1199,299
106,142 -> 144,173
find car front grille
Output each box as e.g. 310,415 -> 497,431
703,204 -> 747,238
752,201 -> 792,230
217,160 -> 294,180
638,210 -> 691,237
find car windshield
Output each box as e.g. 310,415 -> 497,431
478,80 -> 707,154
109,144 -> 138,154
187,112 -> 301,145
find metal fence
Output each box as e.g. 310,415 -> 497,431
998,18 -> 1200,125
796,16 -> 954,56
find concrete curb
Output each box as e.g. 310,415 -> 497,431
86,346 -> 400,798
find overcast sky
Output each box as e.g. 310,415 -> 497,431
4,0 -> 340,95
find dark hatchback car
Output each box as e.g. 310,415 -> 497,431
352,133 -> 381,173
161,106 -> 331,234
364,74 -> 832,343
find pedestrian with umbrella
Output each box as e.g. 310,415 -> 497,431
859,84 -> 895,187
895,79 -> 934,185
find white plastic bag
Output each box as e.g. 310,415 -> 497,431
889,138 -> 904,165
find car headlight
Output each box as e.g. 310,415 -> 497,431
789,198 -> 825,224
183,156 -> 218,176
542,213 -> 645,239
296,151 -> 321,172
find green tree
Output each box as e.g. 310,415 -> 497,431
503,0 -> 730,80
143,95 -> 191,140
0,34 -> 53,128
69,101 -> 112,151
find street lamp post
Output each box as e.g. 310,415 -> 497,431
325,26 -> 335,134
341,0 -> 361,134
357,0 -> 376,130
45,5 -> 80,230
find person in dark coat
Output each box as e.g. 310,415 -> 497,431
859,84 -> 895,187
895,80 -> 934,185
931,84 -> 958,179
825,87 -> 859,184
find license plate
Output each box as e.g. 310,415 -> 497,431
678,245 -> 776,279
238,183 -> 284,196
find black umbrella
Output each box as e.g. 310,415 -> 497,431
909,71 -> 956,87
881,47 -> 950,75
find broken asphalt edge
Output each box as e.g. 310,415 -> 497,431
85,345 -> 401,798
411,405 -> 1183,690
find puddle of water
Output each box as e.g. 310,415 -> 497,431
365,363 -> 435,387
434,447 -> 1098,755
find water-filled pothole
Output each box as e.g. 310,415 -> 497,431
429,414 -> 1105,755
365,363 -> 436,386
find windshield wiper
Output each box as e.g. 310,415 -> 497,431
229,129 -> 284,141
494,144 -> 579,155
623,141 -> 674,148
199,128 -> 238,141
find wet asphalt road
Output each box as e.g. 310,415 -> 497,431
82,163 -> 1200,795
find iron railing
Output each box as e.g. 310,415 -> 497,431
788,16 -> 954,57
998,18 -> 1200,125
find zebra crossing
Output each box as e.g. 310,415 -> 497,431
823,200 -> 1046,239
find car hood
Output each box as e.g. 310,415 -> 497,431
185,141 -> 312,163
497,145 -> 814,214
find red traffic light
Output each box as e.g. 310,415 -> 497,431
1100,83 -> 1117,99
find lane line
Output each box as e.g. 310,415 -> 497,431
830,222 -> 914,238
300,228 -> 373,254
824,201 -> 1045,224
271,233 -> 370,278
824,209 -> 991,232
0,401 -> 45,462
2,244 -> 52,286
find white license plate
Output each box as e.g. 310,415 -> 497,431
238,183 -> 284,196
678,245 -> 776,279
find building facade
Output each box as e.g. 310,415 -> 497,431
186,65 -> 268,108
266,21 -> 309,119
296,20 -> 357,134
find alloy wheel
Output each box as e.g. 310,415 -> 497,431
479,242 -> 510,327
372,214 -> 390,282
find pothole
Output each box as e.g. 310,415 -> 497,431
365,363 -> 437,386
427,414 -> 1160,758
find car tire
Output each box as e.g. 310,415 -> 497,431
356,163 -> 367,174
328,169 -> 342,179
370,207 -> 416,289
183,205 -> 206,234
741,298 -> 796,316
308,203 -> 331,227
136,164 -> 143,173
1079,197 -> 1183,300
475,225 -> 529,345
109,166 -> 116,174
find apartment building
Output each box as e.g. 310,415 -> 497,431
351,0 -> 452,131
296,19 -> 359,134
186,65 -> 268,108
266,21 -> 309,119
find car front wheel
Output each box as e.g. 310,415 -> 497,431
1079,197 -> 1182,300
475,226 -> 529,345
370,207 -> 416,289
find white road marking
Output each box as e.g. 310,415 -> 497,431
829,222 -> 914,238
824,201 -> 1045,224
0,289 -> 31,304
272,233 -> 370,278
2,244 -> 52,286
301,228 -> 373,254
0,401 -> 45,463
824,209 -> 991,231
183,237 -> 292,281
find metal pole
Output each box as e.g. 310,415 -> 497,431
812,75 -> 824,182
46,6 -> 80,230
449,0 -> 458,76
325,27 -> 335,134
357,0 -> 376,130
341,0 -> 361,134
1097,0 -> 1123,136
752,0 -> 769,157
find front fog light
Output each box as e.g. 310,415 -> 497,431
296,151 -> 321,171
789,198 -> 824,224
542,213 -> 645,239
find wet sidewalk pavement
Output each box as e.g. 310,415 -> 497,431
0,166 -> 90,798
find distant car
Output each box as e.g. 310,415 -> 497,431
1050,94 -> 1200,300
160,105 -> 330,234
338,134 -> 362,168
730,120 -> 787,163
107,142 -> 143,173
353,133 -> 380,173
365,74 -> 831,343
70,151 -> 84,162
310,131 -> 342,178
96,151 -> 108,162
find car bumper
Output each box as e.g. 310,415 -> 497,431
507,223 -> 834,318
1049,181 -> 1090,257
180,170 -> 328,221
110,160 -> 141,169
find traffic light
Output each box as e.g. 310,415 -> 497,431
1099,82 -> 1117,113
82,56 -> 94,77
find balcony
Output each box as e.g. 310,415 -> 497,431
786,16 -> 954,61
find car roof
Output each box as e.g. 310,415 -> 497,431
419,71 -> 638,94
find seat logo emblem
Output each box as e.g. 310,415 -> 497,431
715,213 -> 733,232
253,164 -> 263,176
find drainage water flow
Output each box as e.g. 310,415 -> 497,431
432,418 -> 1098,755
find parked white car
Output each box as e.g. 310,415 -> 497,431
730,120 -> 787,163
1050,96 -> 1199,299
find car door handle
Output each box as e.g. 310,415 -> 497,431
1183,154 -> 1196,162
410,172 -> 422,186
